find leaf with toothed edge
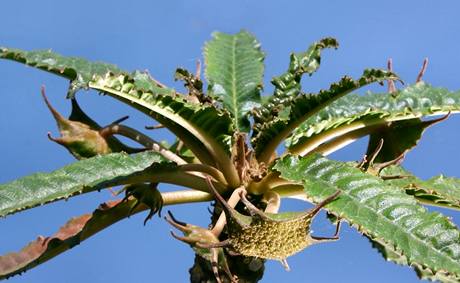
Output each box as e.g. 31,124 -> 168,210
204,30 -> 265,132
0,151 -> 173,218
0,47 -> 124,98
0,198 -> 148,279
381,165 -> 460,211
89,72 -> 238,184
252,37 -> 338,131
273,154 -> 460,282
252,69 -> 399,161
0,46 -> 236,179
287,83 -> 460,154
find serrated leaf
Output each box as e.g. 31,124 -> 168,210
0,47 -> 238,183
204,30 -> 264,132
252,69 -> 398,163
89,72 -> 239,186
253,38 -> 338,129
0,47 -> 124,97
0,151 -> 172,218
288,83 -> 460,155
273,154 -> 460,281
368,235 -> 460,282
0,189 -> 213,279
0,198 -> 138,279
381,165 -> 460,210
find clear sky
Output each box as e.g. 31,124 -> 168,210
1,1 -> 460,282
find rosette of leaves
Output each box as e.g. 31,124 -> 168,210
1,30 -> 460,282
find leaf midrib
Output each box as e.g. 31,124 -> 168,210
304,159 -> 460,273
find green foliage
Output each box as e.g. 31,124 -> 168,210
253,69 -> 399,162
205,30 -> 265,132
382,165 -> 460,210
1,31 -> 460,283
0,47 -> 122,98
252,37 -> 338,131
274,154 -> 460,281
0,151 -> 170,218
89,72 -> 234,164
287,82 -> 460,155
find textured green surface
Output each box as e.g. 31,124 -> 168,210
274,154 -> 460,281
382,165 -> 460,210
89,72 -> 235,169
252,69 -> 398,160
252,38 -> 338,132
0,151 -> 170,217
204,30 -> 264,132
0,47 -> 123,97
287,83 -> 460,150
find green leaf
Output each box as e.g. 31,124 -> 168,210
288,83 -> 460,155
0,190 -> 212,279
381,165 -> 460,210
252,69 -> 399,163
0,47 -> 123,97
0,47 -> 238,184
204,30 -> 264,132
368,235 -> 459,282
0,151 -> 172,218
253,38 -> 338,130
273,154 -> 460,281
89,72 -> 239,186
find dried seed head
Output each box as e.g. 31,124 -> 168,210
41,86 -> 111,159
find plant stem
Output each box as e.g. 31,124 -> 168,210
103,169 -> 227,194
312,125 -> 382,155
271,184 -> 310,201
179,163 -> 228,186
100,124 -> 188,165
288,116 -> 422,156
162,190 -> 213,205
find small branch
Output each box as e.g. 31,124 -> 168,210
210,187 -> 245,237
178,163 -> 228,186
387,58 -> 397,94
100,124 -> 187,165
416,58 -> 429,83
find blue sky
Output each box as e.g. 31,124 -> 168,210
1,0 -> 460,282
